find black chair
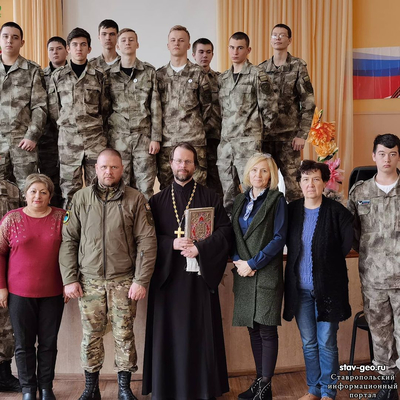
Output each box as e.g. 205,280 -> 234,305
348,166 -> 377,194
348,311 -> 374,376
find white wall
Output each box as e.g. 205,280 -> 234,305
63,0 -> 218,70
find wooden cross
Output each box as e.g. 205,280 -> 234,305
174,226 -> 184,238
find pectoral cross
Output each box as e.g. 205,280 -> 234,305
174,226 -> 184,238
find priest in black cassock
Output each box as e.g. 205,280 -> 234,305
142,142 -> 233,400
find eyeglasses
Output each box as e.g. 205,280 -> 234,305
271,33 -> 288,39
172,159 -> 194,166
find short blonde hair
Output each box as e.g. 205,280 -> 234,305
242,153 -> 279,190
168,25 -> 190,40
117,28 -> 138,41
24,174 -> 54,199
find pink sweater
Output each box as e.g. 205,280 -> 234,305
0,207 -> 65,298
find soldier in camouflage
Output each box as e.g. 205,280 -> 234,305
260,24 -> 316,202
60,149 -> 157,400
89,19 -> 120,73
38,36 -> 68,208
0,180 -> 22,393
192,38 -> 223,198
49,27 -> 108,208
218,32 -> 278,215
156,25 -> 212,190
0,22 -> 47,192
108,28 -> 161,199
348,134 -> 400,400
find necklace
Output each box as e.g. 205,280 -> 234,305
171,182 -> 197,238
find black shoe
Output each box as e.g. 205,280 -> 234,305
39,388 -> 56,400
375,378 -> 399,400
78,371 -> 101,400
238,377 -> 262,399
254,380 -> 272,400
117,371 -> 137,400
22,393 -> 37,400
0,360 -> 22,392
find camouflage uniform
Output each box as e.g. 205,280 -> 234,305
38,64 -> 63,207
0,180 -> 22,364
348,176 -> 400,375
218,60 -> 278,214
205,69 -> 223,198
59,180 -> 157,372
49,62 -> 108,207
89,54 -> 121,74
156,60 -> 211,189
260,53 -> 316,202
0,55 -> 47,191
108,58 -> 161,199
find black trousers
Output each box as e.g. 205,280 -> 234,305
8,294 -> 64,394
248,323 -> 279,379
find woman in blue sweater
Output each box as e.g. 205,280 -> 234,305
284,160 -> 354,400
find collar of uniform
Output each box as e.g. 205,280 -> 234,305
93,178 -> 126,201
207,68 -> 219,78
166,58 -> 192,76
267,52 -> 292,72
222,59 -> 252,80
0,54 -> 28,73
372,172 -> 400,197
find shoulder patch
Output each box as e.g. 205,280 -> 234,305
63,210 -> 70,224
302,75 -> 313,93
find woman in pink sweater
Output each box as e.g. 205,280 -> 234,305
0,174 -> 65,400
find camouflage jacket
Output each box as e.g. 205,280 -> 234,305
260,53 -> 315,141
0,180 -> 22,219
0,55 -> 47,142
348,175 -> 400,289
89,54 -> 121,73
156,59 -> 212,147
206,68 -> 221,141
219,59 -> 278,142
59,180 -> 157,288
108,58 -> 162,142
49,61 -> 109,136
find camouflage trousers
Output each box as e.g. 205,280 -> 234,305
206,139 -> 223,199
262,140 -> 303,202
38,131 -> 62,208
0,307 -> 14,362
362,287 -> 400,375
58,129 -> 107,208
217,139 -> 261,215
79,276 -> 138,373
157,145 -> 207,190
109,132 -> 156,200
0,134 -> 38,191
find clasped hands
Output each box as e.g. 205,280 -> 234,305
233,260 -> 256,277
173,237 -> 199,258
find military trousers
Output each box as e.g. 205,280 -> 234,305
362,287 -> 400,375
262,140 -> 303,203
79,276 -> 138,373
0,134 -> 38,191
58,128 -> 107,208
109,132 -> 156,200
0,307 -> 15,363
157,145 -> 207,190
217,138 -> 261,215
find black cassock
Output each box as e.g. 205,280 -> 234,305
143,179 -> 233,400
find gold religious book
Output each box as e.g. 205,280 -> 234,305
184,207 -> 214,241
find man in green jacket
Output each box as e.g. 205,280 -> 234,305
59,148 -> 157,400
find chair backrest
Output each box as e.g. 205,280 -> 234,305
348,166 -> 377,194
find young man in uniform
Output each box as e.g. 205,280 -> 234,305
259,23 -> 315,202
156,25 -> 212,190
107,28 -> 161,199
218,31 -> 278,215
38,36 -> 68,207
0,22 -> 47,191
49,27 -> 108,207
192,37 -> 223,198
348,133 -> 400,400
89,19 -> 120,73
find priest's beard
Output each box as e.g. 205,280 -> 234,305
174,170 -> 193,183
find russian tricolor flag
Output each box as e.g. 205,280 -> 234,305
353,47 -> 400,99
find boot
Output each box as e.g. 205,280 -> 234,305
39,388 -> 56,400
117,371 -> 137,400
78,371 -> 101,400
0,360 -> 21,392
253,380 -> 272,400
238,376 -> 262,399
375,377 -> 399,400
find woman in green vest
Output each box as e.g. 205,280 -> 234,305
232,153 -> 288,400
